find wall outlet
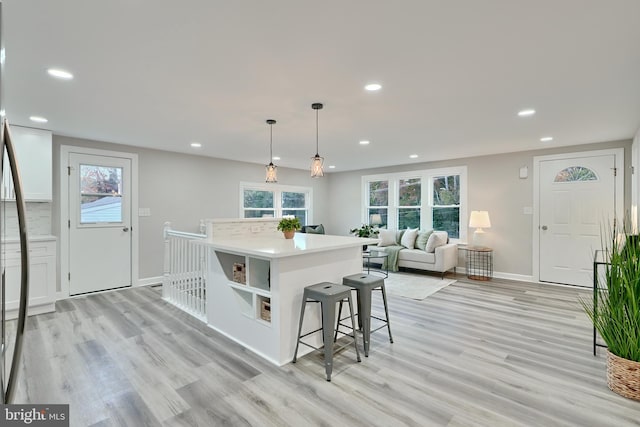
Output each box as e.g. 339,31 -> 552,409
523,206 -> 533,215
251,225 -> 261,232
138,208 -> 151,217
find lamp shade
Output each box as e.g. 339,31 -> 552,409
370,214 -> 382,225
469,211 -> 491,229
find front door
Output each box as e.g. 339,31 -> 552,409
538,152 -> 619,287
68,153 -> 132,295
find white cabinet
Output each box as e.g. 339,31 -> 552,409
2,238 -> 56,318
3,125 -> 53,201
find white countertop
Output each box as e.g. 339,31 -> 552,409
199,233 -> 377,259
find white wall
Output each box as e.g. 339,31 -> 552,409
51,135 -> 331,282
631,128 -> 640,232
326,139 -> 632,279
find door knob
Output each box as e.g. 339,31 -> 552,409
541,225 -> 548,230
123,227 -> 129,232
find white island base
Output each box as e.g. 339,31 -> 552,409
203,233 -> 372,366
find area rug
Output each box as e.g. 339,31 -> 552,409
384,272 -> 456,300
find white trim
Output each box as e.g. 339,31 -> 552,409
137,276 -> 163,287
361,166 -> 468,242
59,145 -> 139,298
532,148 -> 624,283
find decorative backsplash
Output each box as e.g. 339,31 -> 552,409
204,218 -> 280,238
1,201 -> 52,236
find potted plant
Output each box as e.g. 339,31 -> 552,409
277,216 -> 301,239
350,224 -> 379,250
581,222 -> 640,401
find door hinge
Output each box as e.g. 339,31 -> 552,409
68,272 -> 71,281
67,166 -> 71,176
613,167 -> 617,177
68,219 -> 71,228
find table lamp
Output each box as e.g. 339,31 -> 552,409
469,210 -> 491,246
370,214 -> 382,226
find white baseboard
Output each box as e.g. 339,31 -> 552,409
456,266 -> 534,283
137,276 -> 163,287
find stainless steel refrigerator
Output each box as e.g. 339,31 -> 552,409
0,0 -> 31,404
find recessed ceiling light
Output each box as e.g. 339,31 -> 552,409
409,154 -> 418,159
329,165 -> 336,169
190,142 -> 202,148
517,109 -> 536,117
540,136 -> 553,142
365,83 -> 382,91
272,156 -> 280,160
29,116 -> 48,123
0,109 -> 5,117
47,68 -> 73,80
359,140 -> 370,145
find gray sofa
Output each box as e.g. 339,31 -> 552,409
373,235 -> 458,277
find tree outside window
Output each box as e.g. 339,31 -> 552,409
432,175 -> 460,238
398,178 -> 420,229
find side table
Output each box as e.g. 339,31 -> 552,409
460,246 -> 493,281
362,250 -> 389,278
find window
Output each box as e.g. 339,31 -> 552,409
554,166 -> 598,182
431,175 -> 460,238
361,167 -> 467,241
79,164 -> 123,223
241,183 -> 312,224
367,180 -> 388,228
398,178 -> 421,229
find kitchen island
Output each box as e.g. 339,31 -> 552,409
199,231 -> 376,366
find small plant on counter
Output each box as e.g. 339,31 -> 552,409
277,216 -> 301,232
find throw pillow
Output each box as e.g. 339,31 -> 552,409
305,224 -> 325,234
400,228 -> 419,248
415,229 -> 434,250
425,231 -> 448,253
395,229 -> 406,245
378,229 -> 397,247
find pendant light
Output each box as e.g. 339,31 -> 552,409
265,119 -> 277,183
310,102 -> 324,178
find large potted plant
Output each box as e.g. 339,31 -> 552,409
581,223 -> 640,401
277,216 -> 301,239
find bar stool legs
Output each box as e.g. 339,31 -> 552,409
342,274 -> 393,357
293,282 -> 361,382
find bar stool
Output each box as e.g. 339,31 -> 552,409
292,282 -> 361,381
341,273 -> 393,357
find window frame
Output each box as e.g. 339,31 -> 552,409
239,182 -> 313,224
361,166 -> 467,242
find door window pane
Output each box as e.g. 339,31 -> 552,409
80,164 -> 123,223
554,166 -> 598,182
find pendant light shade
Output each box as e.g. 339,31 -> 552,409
310,102 -> 324,178
265,119 -> 277,183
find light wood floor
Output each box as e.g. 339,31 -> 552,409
10,275 -> 640,426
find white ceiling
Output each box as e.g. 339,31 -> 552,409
3,0 -> 640,172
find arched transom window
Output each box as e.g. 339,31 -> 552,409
554,166 -> 598,183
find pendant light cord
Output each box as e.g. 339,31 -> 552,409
269,123 -> 273,161
315,108 -> 319,156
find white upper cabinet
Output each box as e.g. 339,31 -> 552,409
3,125 -> 53,201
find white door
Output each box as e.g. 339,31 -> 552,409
539,154 -> 617,287
68,153 -> 132,295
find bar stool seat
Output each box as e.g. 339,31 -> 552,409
341,273 -> 393,357
292,282 -> 361,381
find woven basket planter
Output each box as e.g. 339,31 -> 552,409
607,350 -> 640,401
